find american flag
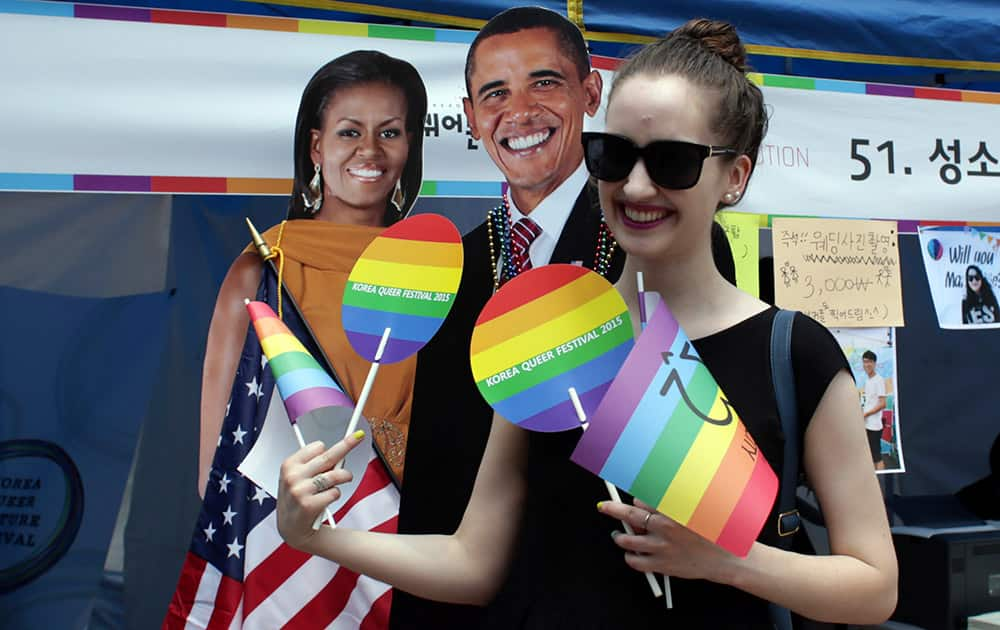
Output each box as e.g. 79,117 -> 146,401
165,270 -> 399,630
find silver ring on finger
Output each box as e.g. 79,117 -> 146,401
642,512 -> 653,530
312,474 -> 329,494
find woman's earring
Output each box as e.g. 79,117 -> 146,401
722,190 -> 741,205
302,163 -> 323,214
391,180 -> 404,217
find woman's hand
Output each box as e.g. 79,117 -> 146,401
276,432 -> 364,551
598,498 -> 740,583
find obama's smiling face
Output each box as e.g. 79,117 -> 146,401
463,27 -> 602,212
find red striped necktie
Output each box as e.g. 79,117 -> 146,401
510,216 -> 543,275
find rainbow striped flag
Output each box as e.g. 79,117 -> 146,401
343,213 -> 463,364
246,300 -> 353,422
571,296 -> 778,556
470,265 -> 633,432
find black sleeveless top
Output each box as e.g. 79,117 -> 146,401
480,307 -> 849,629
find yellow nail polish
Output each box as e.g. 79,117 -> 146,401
352,430 -> 365,441
597,501 -> 604,511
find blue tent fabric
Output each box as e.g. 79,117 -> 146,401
581,0 -> 999,62
286,0 -> 1000,67
0,286 -> 171,628
53,0 -> 1000,90
123,195 -> 285,630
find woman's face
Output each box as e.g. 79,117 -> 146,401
597,74 -> 749,262
968,268 -> 983,294
310,82 -> 409,222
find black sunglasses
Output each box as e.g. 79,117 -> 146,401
968,274 -> 981,281
581,131 -> 739,190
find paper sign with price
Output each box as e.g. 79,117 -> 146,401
772,217 -> 904,327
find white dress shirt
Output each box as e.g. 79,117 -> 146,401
501,161 -> 590,278
863,373 -> 886,431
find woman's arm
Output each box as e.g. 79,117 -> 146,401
604,370 -> 897,625
277,412 -> 529,605
198,252 -> 262,497
726,370 -> 897,623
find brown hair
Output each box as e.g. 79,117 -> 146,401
609,19 -> 768,197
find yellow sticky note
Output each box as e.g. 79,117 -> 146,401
716,211 -> 761,297
772,217 -> 904,327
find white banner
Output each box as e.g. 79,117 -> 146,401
917,226 -> 1000,329
0,12 -> 492,181
745,87 -> 999,221
1,11 -> 998,221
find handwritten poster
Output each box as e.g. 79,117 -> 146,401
917,225 -> 1000,329
772,217 -> 903,327
716,212 -> 761,297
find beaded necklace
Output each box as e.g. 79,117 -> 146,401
486,192 -> 617,292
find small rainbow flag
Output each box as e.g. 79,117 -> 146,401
470,265 -> 633,432
343,213 -> 463,364
246,301 -> 353,423
571,296 -> 778,557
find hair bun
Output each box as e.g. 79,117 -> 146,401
674,18 -> 747,73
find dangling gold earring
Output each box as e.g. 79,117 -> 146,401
302,163 -> 323,214
391,180 -> 404,217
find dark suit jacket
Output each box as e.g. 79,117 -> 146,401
391,183 -> 625,628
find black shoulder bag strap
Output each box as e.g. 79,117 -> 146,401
768,309 -> 800,630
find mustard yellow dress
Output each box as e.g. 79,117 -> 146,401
251,220 -> 416,482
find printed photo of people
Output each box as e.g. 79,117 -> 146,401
830,327 -> 905,473
918,225 -> 1000,329
962,264 -> 999,325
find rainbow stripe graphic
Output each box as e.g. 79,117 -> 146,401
5,2 -> 996,197
571,297 -> 778,557
0,173 -> 506,198
470,265 -> 633,432
343,213 -> 463,364
247,301 -> 353,423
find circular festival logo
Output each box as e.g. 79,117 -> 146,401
470,265 -> 633,432
342,213 -> 463,364
927,238 -> 944,260
0,440 -> 84,593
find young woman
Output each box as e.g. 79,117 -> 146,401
198,50 -> 427,495
962,264 -> 998,324
276,21 -> 897,628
